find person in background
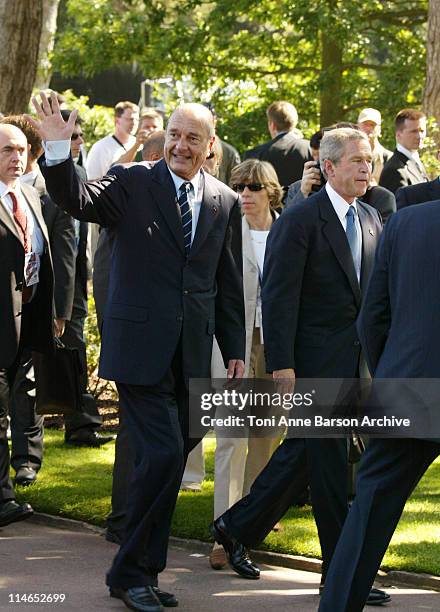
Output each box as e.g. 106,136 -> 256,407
357,108 -> 392,185
86,101 -> 139,180
209,159 -> 285,570
114,109 -> 164,165
396,149 -> 440,209
379,108 -> 428,194
244,101 -> 311,191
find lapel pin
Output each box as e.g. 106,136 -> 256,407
212,206 -> 218,215
369,229 -> 374,236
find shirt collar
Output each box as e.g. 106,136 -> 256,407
0,179 -> 23,200
167,166 -> 201,197
325,182 -> 358,225
396,143 -> 420,163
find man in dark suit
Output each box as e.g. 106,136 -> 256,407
244,101 -> 311,190
30,93 -> 245,612
211,128 -> 390,606
379,108 -> 428,194
0,123 -> 54,526
319,202 -> 440,612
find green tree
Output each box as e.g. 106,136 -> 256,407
53,0 -> 428,151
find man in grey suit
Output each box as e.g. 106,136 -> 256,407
0,123 -> 54,526
319,201 -> 440,612
396,150 -> 440,209
379,109 -> 428,194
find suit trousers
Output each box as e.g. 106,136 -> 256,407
0,303 -> 34,503
9,349 -> 44,472
222,436 -> 348,580
106,346 -> 201,588
318,438 -> 440,612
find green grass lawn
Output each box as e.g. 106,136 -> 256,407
15,431 -> 440,576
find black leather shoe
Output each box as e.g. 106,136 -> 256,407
105,527 -> 123,545
65,430 -> 116,447
0,500 -> 33,527
365,587 -> 391,606
14,467 -> 37,487
109,586 -> 163,611
319,584 -> 391,606
152,588 -> 178,607
210,517 -> 260,579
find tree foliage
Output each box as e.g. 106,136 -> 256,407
53,0 -> 428,151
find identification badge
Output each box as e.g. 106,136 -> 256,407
24,252 -> 40,286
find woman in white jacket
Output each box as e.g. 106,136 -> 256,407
210,159 -> 285,569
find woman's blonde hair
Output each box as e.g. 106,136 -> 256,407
230,159 -> 283,209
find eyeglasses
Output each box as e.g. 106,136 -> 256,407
71,133 -> 83,141
232,183 -> 265,193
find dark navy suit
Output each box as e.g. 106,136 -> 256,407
319,201 -> 440,612
43,157 -> 245,589
220,188 -> 382,581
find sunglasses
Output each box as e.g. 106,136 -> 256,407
71,133 -> 83,141
232,183 -> 265,193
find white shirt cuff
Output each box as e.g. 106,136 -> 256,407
44,140 -> 71,165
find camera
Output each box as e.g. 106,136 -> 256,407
311,161 -> 325,193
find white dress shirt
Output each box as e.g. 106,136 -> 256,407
325,182 -> 362,281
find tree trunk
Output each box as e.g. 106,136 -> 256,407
319,30 -> 343,127
423,0 -> 440,131
35,0 -> 61,90
0,0 -> 43,114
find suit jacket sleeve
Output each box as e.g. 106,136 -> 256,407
284,180 -> 306,208
395,186 -> 409,210
214,198 -> 246,365
42,156 -> 127,227
262,211 -> 308,371
357,218 -> 394,374
45,195 -> 77,320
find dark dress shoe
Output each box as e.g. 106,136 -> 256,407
319,583 -> 391,606
65,430 -> 116,447
0,500 -> 33,527
14,467 -> 37,487
210,517 -> 260,579
105,527 -> 123,545
152,587 -> 178,607
109,586 -> 163,611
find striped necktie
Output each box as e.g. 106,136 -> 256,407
9,191 -> 33,303
178,182 -> 193,254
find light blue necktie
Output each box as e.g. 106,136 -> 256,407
346,206 -> 360,278
178,182 -> 192,254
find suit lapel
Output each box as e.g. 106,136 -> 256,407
358,202 -> 377,294
319,192 -> 361,306
189,172 -> 221,257
150,159 -> 185,254
21,183 -> 50,246
242,215 -> 258,270
406,158 -> 427,183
